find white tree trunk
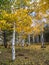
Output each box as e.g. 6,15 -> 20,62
41,32 -> 44,47
36,35 -> 39,43
12,22 -> 15,61
22,39 -> 25,47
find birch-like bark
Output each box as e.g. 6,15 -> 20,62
22,39 -> 25,47
41,32 -> 44,47
11,0 -> 17,61
12,22 -> 15,61
36,35 -> 39,43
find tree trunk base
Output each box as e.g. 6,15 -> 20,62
41,45 -> 46,48
4,44 -> 7,48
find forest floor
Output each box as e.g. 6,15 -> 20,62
0,44 -> 49,65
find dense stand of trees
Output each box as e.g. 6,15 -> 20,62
0,0 -> 49,61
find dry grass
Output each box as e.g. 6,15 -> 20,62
0,44 -> 49,65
